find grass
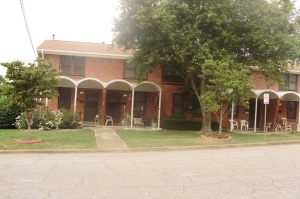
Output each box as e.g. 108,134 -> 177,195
116,129 -> 300,148
0,129 -> 96,150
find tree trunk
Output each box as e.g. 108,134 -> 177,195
219,110 -> 223,136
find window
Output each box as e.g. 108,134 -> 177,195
228,103 -> 238,116
281,74 -> 297,91
173,93 -> 184,114
162,65 -> 184,83
287,101 -> 297,119
134,92 -> 146,113
123,61 -> 147,80
58,88 -> 71,109
60,56 -> 85,76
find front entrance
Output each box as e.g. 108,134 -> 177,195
84,91 -> 99,122
249,99 -> 261,129
106,92 -> 121,124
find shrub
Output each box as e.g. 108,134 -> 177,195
162,119 -> 219,131
15,109 -> 82,130
58,109 -> 82,129
0,109 -> 20,129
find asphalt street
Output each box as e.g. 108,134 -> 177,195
1,145 -> 300,199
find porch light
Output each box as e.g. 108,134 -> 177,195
123,93 -> 127,97
80,91 -> 84,95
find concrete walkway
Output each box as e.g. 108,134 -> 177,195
94,127 -> 129,150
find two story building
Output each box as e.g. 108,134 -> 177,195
37,40 -> 300,131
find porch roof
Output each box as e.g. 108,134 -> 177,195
250,89 -> 300,101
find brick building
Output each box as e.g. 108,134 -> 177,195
37,40 -> 300,131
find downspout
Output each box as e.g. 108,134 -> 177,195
41,50 -> 44,59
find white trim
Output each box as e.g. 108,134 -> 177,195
37,49 -> 131,60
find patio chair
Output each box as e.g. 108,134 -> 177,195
282,118 -> 292,131
105,115 -> 113,126
264,122 -> 272,132
275,123 -> 282,132
240,120 -> 248,130
134,118 -> 144,127
229,119 -> 238,130
94,114 -> 99,126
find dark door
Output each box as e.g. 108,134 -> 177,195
84,91 -> 99,122
249,99 -> 261,129
106,92 -> 121,124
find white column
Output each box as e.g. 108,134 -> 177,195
130,89 -> 135,128
230,102 -> 234,132
158,90 -> 162,129
254,97 -> 258,132
73,86 -> 78,113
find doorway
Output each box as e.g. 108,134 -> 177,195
84,91 -> 99,122
106,92 -> 121,124
249,99 -> 261,129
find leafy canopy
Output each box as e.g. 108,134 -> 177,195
114,0 -> 300,132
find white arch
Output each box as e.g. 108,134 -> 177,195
134,81 -> 162,92
105,79 -> 133,90
77,77 -> 105,89
58,76 -> 76,87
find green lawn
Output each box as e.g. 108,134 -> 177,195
0,129 -> 96,150
116,130 -> 300,148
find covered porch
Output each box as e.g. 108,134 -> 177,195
55,76 -> 162,129
249,89 -> 300,132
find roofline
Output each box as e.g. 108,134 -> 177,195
251,66 -> 300,74
36,49 -> 131,60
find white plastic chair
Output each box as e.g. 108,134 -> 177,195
134,118 -> 144,127
264,122 -> 272,132
240,120 -> 248,130
229,119 -> 238,130
94,114 -> 99,126
105,115 -> 113,126
282,118 -> 292,131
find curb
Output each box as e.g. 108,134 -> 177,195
1,140 -> 300,154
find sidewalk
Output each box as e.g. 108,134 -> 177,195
94,127 -> 129,150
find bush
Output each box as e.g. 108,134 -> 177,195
0,109 -> 20,129
162,119 -> 219,131
58,109 -> 82,129
15,109 -> 82,130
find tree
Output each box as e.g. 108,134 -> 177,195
114,0 -> 300,133
1,59 -> 60,137
201,59 -> 252,136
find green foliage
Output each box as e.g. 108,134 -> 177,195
58,109 -> 82,129
163,119 -> 219,131
0,109 -> 19,129
1,59 -> 60,135
114,0 -> 300,132
167,113 -> 185,120
15,109 -> 82,130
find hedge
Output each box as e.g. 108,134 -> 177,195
0,109 -> 19,129
162,119 -> 219,131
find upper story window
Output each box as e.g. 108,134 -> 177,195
123,61 -> 147,80
162,65 -> 184,83
280,74 -> 297,91
60,56 -> 85,76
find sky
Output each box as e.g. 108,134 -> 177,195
0,0 -> 300,77
0,0 -> 121,76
